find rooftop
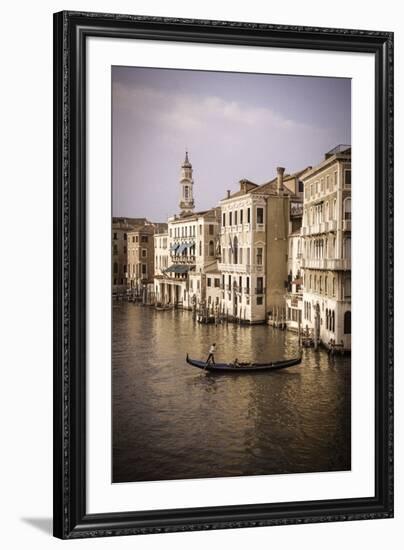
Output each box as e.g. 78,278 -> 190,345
325,144 -> 351,159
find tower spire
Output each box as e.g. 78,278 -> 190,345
179,150 -> 195,215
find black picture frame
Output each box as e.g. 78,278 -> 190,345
53,10 -> 394,539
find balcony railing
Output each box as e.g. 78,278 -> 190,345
301,220 -> 338,235
301,258 -> 351,270
171,256 -> 196,264
218,263 -> 246,273
255,287 -> 266,295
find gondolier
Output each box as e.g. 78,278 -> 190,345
206,343 -> 216,365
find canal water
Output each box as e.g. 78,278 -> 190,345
112,302 -> 351,483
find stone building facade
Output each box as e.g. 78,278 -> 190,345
154,231 -> 169,277
127,224 -> 156,290
218,167 -> 310,323
300,145 -> 351,350
154,208 -> 221,308
153,152 -> 221,309
112,218 -> 146,294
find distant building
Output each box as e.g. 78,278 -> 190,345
112,219 -> 137,294
112,217 -> 166,295
154,231 -> 169,277
153,152 -> 221,308
127,225 -> 156,290
301,145 -> 351,350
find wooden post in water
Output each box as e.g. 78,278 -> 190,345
298,315 -> 301,348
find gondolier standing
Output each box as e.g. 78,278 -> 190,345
206,343 -> 216,366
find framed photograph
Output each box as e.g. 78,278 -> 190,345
53,11 -> 394,539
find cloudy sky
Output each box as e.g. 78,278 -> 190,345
112,66 -> 351,221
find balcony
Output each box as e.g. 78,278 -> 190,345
218,263 -> 247,273
328,220 -> 337,231
172,255 -> 196,264
301,258 -> 351,270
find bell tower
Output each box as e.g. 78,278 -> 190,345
179,151 -> 195,216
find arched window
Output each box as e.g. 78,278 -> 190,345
332,310 -> 335,332
314,275 -> 317,292
309,274 -> 312,290
325,201 -> 329,221
344,311 -> 351,334
343,197 -> 351,220
208,240 -> 214,257
233,236 -> 238,264
332,277 -> 336,296
199,241 -> 202,256
184,186 -> 189,199
325,276 -> 328,295
319,276 -> 323,293
326,308 -> 329,330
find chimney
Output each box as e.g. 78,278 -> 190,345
276,167 -> 285,195
227,190 -> 231,198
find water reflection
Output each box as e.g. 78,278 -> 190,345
112,303 -> 351,482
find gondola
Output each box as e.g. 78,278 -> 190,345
186,352 -> 302,373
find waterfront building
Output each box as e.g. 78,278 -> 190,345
154,152 -> 221,308
300,145 -> 351,350
285,196 -> 305,331
112,217 -> 146,294
285,229 -> 304,331
155,208 -> 221,308
154,231 -> 169,277
218,167 -> 310,323
127,224 -> 156,292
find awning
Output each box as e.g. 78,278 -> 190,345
164,265 -> 194,274
177,243 -> 187,254
170,243 -> 179,252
